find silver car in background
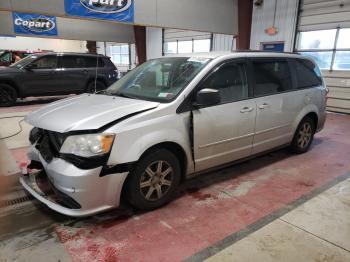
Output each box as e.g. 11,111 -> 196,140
21,52 -> 327,217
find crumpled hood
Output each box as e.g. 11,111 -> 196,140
26,94 -> 159,133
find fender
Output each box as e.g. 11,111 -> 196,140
291,103 -> 319,136
107,114 -> 195,174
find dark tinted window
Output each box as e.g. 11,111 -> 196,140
295,59 -> 322,89
32,56 -> 57,69
61,56 -> 85,68
253,60 -> 292,96
84,57 -> 105,68
202,62 -> 248,103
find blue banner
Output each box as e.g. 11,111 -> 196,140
64,0 -> 134,23
12,12 -> 58,36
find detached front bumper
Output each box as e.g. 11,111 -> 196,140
21,146 -> 128,217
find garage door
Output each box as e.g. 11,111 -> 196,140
295,0 -> 350,114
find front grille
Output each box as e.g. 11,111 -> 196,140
36,130 -> 66,163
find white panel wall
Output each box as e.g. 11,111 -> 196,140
212,34 -> 236,52
250,0 -> 299,52
146,27 -> 162,60
0,36 -> 86,52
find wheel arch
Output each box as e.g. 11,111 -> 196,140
138,142 -> 188,183
0,79 -> 22,97
292,106 -> 320,139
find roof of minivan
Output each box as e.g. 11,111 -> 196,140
163,51 -> 304,59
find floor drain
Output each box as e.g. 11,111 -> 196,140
0,195 -> 34,208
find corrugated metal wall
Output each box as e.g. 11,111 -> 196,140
250,0 -> 299,52
298,0 -> 350,114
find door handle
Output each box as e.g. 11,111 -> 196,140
240,107 -> 253,113
258,103 -> 270,109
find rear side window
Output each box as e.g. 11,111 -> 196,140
294,59 -> 322,89
252,60 -> 293,97
201,62 -> 248,103
61,56 -> 85,68
84,57 -> 105,68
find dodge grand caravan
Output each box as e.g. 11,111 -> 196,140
21,52 -> 327,217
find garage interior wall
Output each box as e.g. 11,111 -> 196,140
250,0 -> 299,52
146,27 -> 162,60
0,36 -> 87,53
296,0 -> 350,114
0,10 -> 135,43
0,0 -> 238,36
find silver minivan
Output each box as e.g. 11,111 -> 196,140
21,52 -> 327,217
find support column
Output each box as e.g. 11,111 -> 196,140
134,25 -> 146,64
237,0 -> 253,50
86,41 -> 97,54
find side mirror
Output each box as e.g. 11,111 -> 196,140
25,63 -> 38,70
194,88 -> 221,107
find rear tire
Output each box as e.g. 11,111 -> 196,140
0,84 -> 17,107
86,80 -> 106,93
290,116 -> 316,154
126,149 -> 181,211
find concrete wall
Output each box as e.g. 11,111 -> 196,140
250,0 -> 299,52
0,36 -> 86,52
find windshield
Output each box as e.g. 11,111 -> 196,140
105,57 -> 211,102
10,54 -> 38,69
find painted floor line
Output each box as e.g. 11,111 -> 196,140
185,171 -> 350,262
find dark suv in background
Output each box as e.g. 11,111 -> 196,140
0,52 -> 118,106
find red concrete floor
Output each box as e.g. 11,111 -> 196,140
9,113 -> 350,262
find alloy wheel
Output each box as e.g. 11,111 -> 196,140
297,122 -> 312,149
139,160 -> 173,201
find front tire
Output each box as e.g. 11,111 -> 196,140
0,84 -> 17,107
126,149 -> 181,211
290,116 -> 315,154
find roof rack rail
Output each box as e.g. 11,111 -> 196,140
232,50 -> 301,55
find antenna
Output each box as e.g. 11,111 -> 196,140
94,55 -> 99,93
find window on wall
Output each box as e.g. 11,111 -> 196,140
110,44 -> 129,65
296,28 -> 350,71
163,39 -> 211,55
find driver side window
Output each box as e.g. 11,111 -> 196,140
201,62 -> 248,104
32,56 -> 58,69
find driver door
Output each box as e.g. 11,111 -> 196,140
20,55 -> 62,96
193,60 -> 256,172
